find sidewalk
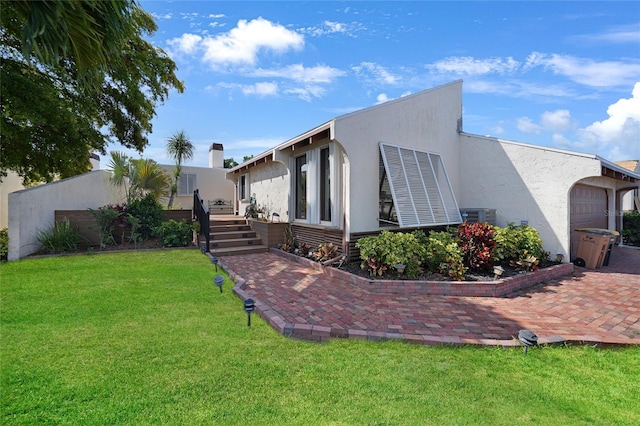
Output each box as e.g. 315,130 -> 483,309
221,245 -> 640,347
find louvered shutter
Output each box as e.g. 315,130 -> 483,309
379,143 -> 461,227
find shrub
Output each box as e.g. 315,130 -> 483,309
153,219 -> 196,247
313,242 -> 338,262
127,194 -> 164,239
88,206 -> 120,247
424,229 -> 466,280
493,223 -> 546,263
458,221 -> 495,272
357,230 -> 427,278
36,218 -> 83,253
0,228 -> 8,261
622,212 -> 640,247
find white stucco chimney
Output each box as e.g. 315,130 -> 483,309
90,153 -> 100,170
209,143 -> 224,168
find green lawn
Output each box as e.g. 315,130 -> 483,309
1,251 -> 639,425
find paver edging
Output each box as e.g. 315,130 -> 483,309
270,248 -> 574,297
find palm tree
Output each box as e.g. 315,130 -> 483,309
166,130 -> 194,208
108,151 -> 170,203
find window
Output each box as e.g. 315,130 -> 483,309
295,155 -> 307,219
379,143 -> 461,227
239,175 -> 247,200
320,147 -> 331,222
177,173 -> 197,196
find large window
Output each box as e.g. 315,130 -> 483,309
295,155 -> 307,219
320,147 -> 331,222
379,143 -> 461,227
177,173 -> 197,196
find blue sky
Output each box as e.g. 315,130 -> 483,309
108,1 -> 640,167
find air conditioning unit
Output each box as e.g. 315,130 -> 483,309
459,208 -> 497,225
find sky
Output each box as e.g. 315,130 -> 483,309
107,0 -> 640,168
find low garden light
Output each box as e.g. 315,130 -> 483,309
244,298 -> 256,327
395,263 -> 406,274
556,253 -> 564,263
518,329 -> 538,355
210,256 -> 218,271
213,275 -> 224,293
200,244 -> 207,254
493,265 -> 504,279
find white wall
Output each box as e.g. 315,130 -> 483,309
159,165 -> 234,210
0,171 -> 27,229
8,170 -> 125,260
239,161 -> 290,220
459,134 -> 607,258
334,80 -> 463,233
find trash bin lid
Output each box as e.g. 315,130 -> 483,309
574,228 -> 620,236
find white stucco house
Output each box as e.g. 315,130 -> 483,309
227,80 -> 640,260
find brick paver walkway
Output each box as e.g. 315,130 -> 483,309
220,246 -> 640,347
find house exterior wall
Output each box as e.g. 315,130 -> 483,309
159,165 -> 234,210
458,134 -> 608,258
8,170 -> 125,260
334,80 -> 463,233
0,171 -> 27,229
240,160 -> 290,219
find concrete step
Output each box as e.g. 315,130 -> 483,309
209,245 -> 268,256
210,230 -> 257,240
209,237 -> 263,249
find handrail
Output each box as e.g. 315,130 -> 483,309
193,189 -> 210,250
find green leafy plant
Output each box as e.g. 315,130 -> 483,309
458,221 -> 495,272
88,206 -> 120,248
493,222 -> 547,263
36,218 -> 83,253
424,229 -> 467,280
153,219 -> 196,247
281,225 -> 296,253
0,228 -> 8,261
357,230 -> 426,277
127,194 -> 164,239
622,212 -> 640,247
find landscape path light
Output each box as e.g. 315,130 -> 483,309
244,298 -> 255,327
210,256 -> 219,271
518,329 -> 538,355
493,265 -> 504,280
213,275 -> 224,293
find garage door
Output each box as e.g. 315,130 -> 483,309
570,184 -> 607,258
570,184 -> 608,230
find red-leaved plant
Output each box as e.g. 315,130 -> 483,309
458,221 -> 496,272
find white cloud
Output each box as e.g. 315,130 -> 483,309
201,17 -> 304,67
516,117 -> 542,134
428,56 -> 519,75
241,82 -> 279,97
151,13 -> 172,20
284,85 -> 326,102
525,52 -> 640,87
574,82 -> 640,159
251,64 -> 345,83
571,24 -> 640,44
167,33 -> 203,55
352,62 -> 399,85
376,93 -> 389,104
540,110 -> 572,132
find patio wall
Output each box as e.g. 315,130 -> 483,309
8,170 -> 125,260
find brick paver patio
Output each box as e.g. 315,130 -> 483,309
220,245 -> 640,347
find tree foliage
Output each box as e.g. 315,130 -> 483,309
0,0 -> 184,184
165,130 -> 194,208
107,151 -> 170,203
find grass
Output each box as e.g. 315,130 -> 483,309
1,250 -> 639,425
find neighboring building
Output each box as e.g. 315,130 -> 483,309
227,80 -> 640,260
6,145 -> 234,260
617,160 -> 640,212
159,143 -> 235,209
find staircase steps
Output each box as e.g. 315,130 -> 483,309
204,216 -> 268,256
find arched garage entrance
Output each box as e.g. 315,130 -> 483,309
569,183 -> 608,259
